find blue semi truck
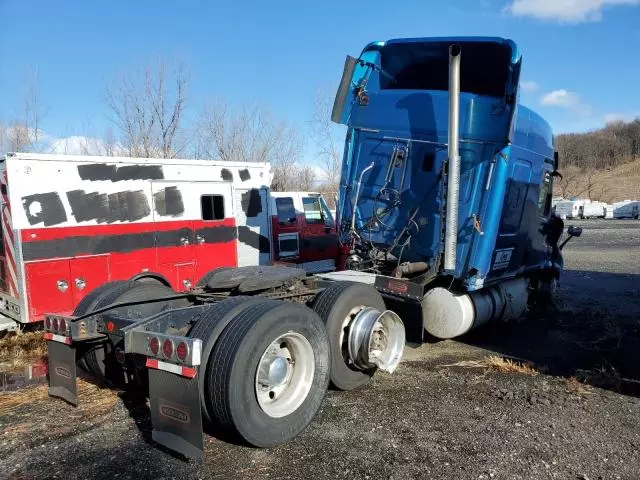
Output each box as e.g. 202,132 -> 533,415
43,37 -> 580,458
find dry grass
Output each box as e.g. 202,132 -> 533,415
0,378 -> 119,417
0,331 -> 47,368
442,355 -> 539,376
565,376 -> 594,396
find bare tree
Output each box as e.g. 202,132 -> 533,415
310,88 -> 345,190
0,70 -> 44,153
105,61 -> 188,158
196,101 -> 311,190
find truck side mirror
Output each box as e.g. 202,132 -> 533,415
554,151 -> 559,171
331,56 -> 358,124
567,226 -> 582,237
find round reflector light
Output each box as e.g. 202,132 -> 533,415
52,318 -> 59,332
59,318 -> 67,333
162,339 -> 174,359
45,317 -> 51,330
176,342 -> 189,362
149,336 -> 160,355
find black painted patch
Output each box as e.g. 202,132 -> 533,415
238,169 -> 251,181
237,226 -> 270,253
107,191 -> 151,222
195,225 -> 238,244
220,169 -> 233,182
240,189 -> 262,218
22,193 -> 67,226
66,190 -> 109,222
153,187 -> 185,217
78,164 -> 164,182
302,234 -> 339,251
22,225 -> 238,261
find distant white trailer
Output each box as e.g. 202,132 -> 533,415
613,200 -> 640,219
554,200 -> 584,219
582,201 -> 606,219
605,205 -> 614,219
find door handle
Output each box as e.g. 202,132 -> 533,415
196,235 -> 205,244
180,237 -> 190,246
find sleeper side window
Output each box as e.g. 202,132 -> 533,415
538,171 -> 552,216
201,195 -> 225,220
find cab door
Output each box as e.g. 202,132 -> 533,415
299,194 -> 339,265
271,194 -> 301,262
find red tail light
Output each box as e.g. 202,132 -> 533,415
149,337 -> 160,355
106,321 -> 115,333
176,342 -> 188,362
45,317 -> 51,330
162,339 -> 174,359
52,318 -> 59,332
59,318 -> 67,333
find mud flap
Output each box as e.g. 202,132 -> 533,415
148,368 -> 204,458
47,340 -> 78,406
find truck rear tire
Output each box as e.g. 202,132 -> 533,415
73,281 -> 133,375
312,282 -> 385,391
197,267 -> 233,287
207,300 -> 330,447
187,296 -> 263,424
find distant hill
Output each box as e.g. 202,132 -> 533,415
554,158 -> 640,203
556,118 -> 640,170
554,118 -> 640,202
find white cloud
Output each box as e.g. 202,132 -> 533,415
520,80 -> 540,92
604,112 -> 640,124
48,135 -> 123,156
540,89 -> 592,115
504,0 -> 640,23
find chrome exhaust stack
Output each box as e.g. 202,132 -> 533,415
444,44 -> 462,272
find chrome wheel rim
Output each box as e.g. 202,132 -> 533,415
255,332 -> 315,418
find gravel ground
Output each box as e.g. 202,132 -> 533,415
1,219 -> 639,480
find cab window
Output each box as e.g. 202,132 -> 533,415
276,197 -> 296,224
302,197 -> 324,225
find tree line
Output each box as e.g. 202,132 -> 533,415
0,62 -> 344,195
556,118 -> 640,170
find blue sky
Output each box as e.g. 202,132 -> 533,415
1,0 -> 639,160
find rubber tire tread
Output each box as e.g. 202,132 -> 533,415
207,300 -> 330,447
186,296 -> 257,423
73,280 -> 131,374
312,281 -> 385,391
83,281 -> 139,380
73,281 -> 129,317
197,267 -> 233,287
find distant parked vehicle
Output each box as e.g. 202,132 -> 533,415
582,201 -> 607,219
613,200 -> 640,219
555,200 -> 584,219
